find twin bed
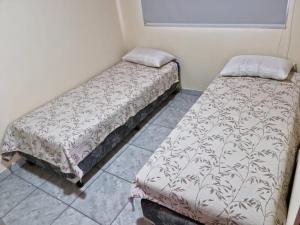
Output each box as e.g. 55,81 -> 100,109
1,49 -> 299,225
1,59 -> 180,184
131,65 -> 300,224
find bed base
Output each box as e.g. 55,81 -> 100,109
141,199 -> 203,225
4,82 -> 180,186
141,155 -> 299,225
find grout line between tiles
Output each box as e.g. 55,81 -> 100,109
109,202 -> 130,225
49,205 -> 69,225
102,170 -> 132,184
102,146 -> 130,171
68,205 -> 103,225
129,122 -> 177,153
148,119 -> 174,128
0,171 -> 11,184
13,169 -> 95,208
129,123 -> 151,144
13,170 -> 49,188
2,184 -> 37,219
145,104 -> 169,124
3,169 -> 129,225
14,170 -> 105,224
9,154 -> 130,212
129,144 -> 155,153
67,170 -> 105,206
37,187 -> 76,206
150,116 -> 177,130
180,89 -> 203,97
151,106 -> 189,129
167,102 -> 193,113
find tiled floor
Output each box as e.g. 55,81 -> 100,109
0,90 -> 202,225
0,159 -> 7,174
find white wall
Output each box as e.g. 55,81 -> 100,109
289,0 -> 300,70
0,0 -> 125,169
286,0 -> 300,223
116,0 -> 300,91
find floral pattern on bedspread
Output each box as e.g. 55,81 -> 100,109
1,61 -> 179,178
131,74 -> 300,225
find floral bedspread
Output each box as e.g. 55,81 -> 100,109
1,61 -> 179,178
131,73 -> 300,225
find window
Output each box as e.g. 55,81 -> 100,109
141,0 -> 289,28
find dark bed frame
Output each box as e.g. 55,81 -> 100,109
142,199 -> 203,225
3,62 -> 181,187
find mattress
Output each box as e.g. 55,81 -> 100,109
131,73 -> 300,225
1,61 -> 179,179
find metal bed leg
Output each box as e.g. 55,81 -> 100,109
26,160 -> 35,166
135,125 -> 142,131
2,155 -> 13,162
66,176 -> 85,188
76,181 -> 85,188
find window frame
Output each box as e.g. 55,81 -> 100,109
141,0 -> 291,29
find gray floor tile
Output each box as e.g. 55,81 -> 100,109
180,89 -> 203,97
0,218 -> 5,225
52,207 -> 99,225
144,101 -> 170,125
13,163 -> 51,187
98,144 -> 130,170
153,106 -> 187,129
71,172 -> 131,225
128,98 -> 171,144
111,199 -> 145,225
0,169 -> 11,183
168,93 -> 199,112
0,175 -> 35,217
132,124 -> 172,152
128,124 -> 150,144
40,167 -> 103,205
3,189 -> 67,225
10,158 -> 26,172
106,145 -> 152,182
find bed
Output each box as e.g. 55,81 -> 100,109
1,61 -> 180,184
131,73 -> 300,225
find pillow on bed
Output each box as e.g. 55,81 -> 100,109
220,55 -> 293,80
122,48 -> 176,68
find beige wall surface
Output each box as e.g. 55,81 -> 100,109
286,1 -> 300,225
289,0 -> 300,69
0,0 -> 300,223
0,0 -> 125,148
0,0 -> 125,168
117,0 -> 300,91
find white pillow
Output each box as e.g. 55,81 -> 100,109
220,55 -> 293,80
122,48 -> 176,68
